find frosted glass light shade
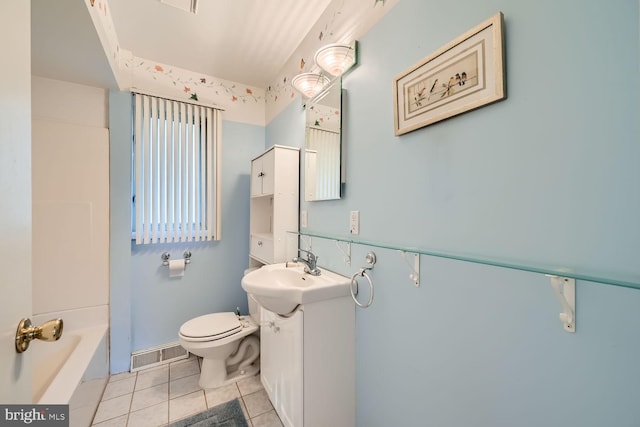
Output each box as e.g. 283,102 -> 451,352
314,43 -> 356,77
291,73 -> 330,98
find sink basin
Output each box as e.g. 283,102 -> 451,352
241,263 -> 351,315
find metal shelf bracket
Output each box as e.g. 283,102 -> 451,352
548,275 -> 575,333
335,240 -> 351,266
400,251 -> 420,287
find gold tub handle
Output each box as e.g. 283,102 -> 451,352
15,318 -> 64,353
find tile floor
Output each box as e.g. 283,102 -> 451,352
91,356 -> 282,427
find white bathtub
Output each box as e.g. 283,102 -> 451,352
32,306 -> 109,427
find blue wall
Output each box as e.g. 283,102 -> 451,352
109,91 -> 133,374
268,0 -> 640,426
109,93 -> 266,372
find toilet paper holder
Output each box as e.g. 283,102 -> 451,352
161,251 -> 192,266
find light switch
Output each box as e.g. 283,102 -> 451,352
349,210 -> 359,235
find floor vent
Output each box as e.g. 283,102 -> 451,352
130,342 -> 189,372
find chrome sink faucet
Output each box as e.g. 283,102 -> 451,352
292,248 -> 321,276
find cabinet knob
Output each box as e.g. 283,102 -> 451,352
258,172 -> 265,177
268,321 -> 280,333
257,241 -> 263,246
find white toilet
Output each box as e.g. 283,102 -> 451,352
179,286 -> 261,389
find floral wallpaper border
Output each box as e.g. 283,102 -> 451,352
306,103 -> 341,133
124,59 -> 264,105
83,0 -> 397,125
265,0 -> 398,122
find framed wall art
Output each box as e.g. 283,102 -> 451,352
393,12 -> 506,135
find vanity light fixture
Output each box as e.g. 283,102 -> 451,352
314,42 -> 357,77
291,40 -> 358,99
291,72 -> 331,99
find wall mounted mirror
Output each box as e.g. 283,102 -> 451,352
304,79 -> 342,201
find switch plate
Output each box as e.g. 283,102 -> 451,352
349,210 -> 359,235
301,210 -> 308,228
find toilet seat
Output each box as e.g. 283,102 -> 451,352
179,312 -> 242,342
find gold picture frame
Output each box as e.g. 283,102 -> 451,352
393,12 -> 506,135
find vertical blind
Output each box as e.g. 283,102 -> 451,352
306,127 -> 340,200
133,93 -> 222,244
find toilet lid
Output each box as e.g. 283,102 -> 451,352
180,312 -> 242,341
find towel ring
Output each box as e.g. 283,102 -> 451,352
350,269 -> 374,308
350,252 -> 376,308
349,268 -> 373,308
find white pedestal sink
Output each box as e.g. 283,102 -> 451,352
241,263 -> 351,315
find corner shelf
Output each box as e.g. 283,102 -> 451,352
290,230 -> 640,290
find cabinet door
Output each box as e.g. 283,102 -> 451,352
260,148 -> 275,195
261,308 -> 303,427
250,157 -> 263,197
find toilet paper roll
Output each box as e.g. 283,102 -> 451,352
169,259 -> 185,278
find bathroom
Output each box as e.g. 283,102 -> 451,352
2,0 -> 640,426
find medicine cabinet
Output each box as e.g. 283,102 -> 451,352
304,80 -> 343,201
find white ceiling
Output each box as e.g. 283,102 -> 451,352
32,0 -> 333,89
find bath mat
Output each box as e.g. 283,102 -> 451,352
167,398 -> 248,427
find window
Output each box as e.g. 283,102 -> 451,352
132,93 -> 222,244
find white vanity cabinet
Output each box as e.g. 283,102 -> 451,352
260,296 -> 355,427
261,308 -> 303,426
249,145 -> 299,266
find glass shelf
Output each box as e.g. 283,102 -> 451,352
290,230 -> 640,290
